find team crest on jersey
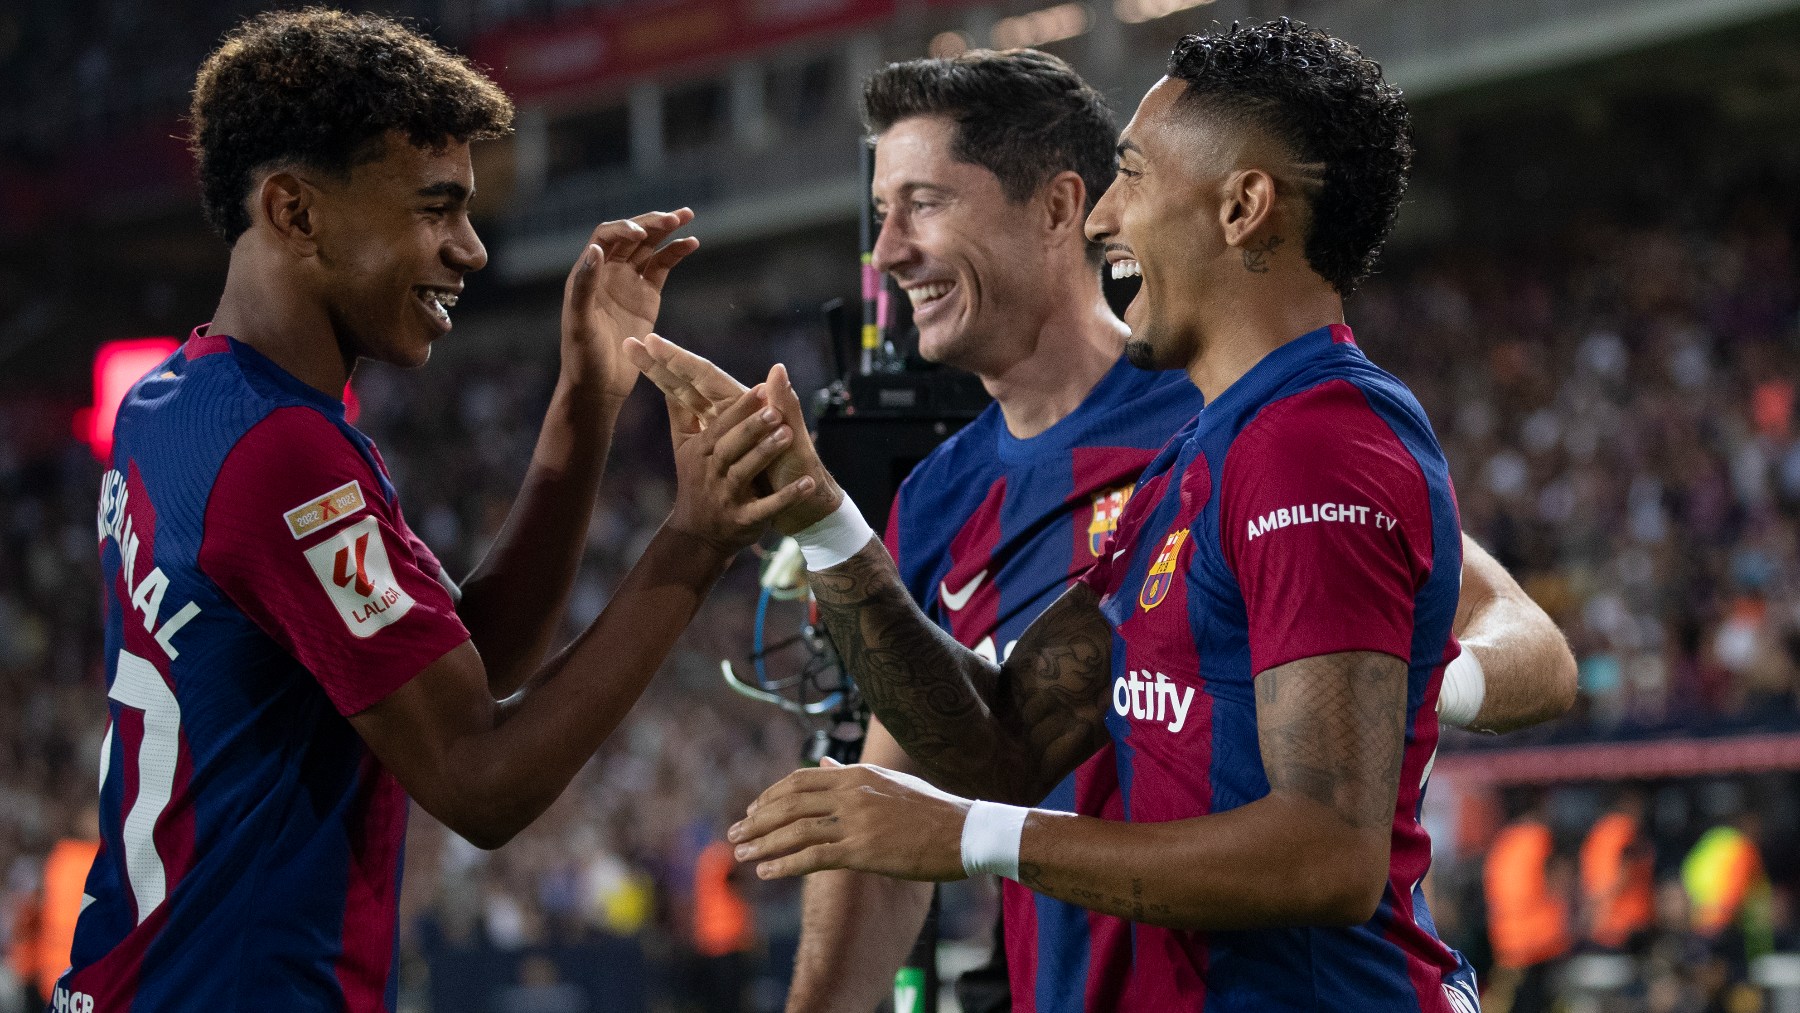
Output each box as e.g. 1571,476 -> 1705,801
1138,529 -> 1188,611
284,480 -> 366,539
1086,484 -> 1134,557
303,516 -> 415,637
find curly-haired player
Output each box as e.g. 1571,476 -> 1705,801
57,9 -> 809,1012
650,19 -> 1501,1010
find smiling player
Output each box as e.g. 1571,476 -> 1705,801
641,21 -> 1522,1009
58,10 -> 812,1012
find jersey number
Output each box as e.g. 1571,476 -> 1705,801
100,648 -> 182,924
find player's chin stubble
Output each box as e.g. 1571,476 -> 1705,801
1124,338 -> 1159,370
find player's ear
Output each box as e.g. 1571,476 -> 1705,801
259,171 -> 321,257
1218,168 -> 1277,250
1040,170 -> 1087,246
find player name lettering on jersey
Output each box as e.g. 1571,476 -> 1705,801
51,984 -> 95,1013
303,515 -> 415,637
96,468 -> 202,660
1244,501 -> 1398,540
1111,669 -> 1195,733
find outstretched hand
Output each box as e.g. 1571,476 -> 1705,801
561,209 -> 700,401
626,334 -> 842,534
727,759 -> 970,882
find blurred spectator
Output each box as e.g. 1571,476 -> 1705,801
1484,791 -> 1573,1013
691,839 -> 755,1013
27,804 -> 97,1005
1581,788 -> 1654,952
1682,811 -> 1774,974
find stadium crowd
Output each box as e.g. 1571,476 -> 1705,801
0,186 -> 1796,1009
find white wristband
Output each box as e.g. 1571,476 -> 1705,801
1438,647 -> 1486,728
794,495 -> 875,571
960,800 -> 1030,881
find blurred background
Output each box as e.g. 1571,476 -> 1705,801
4,0 -> 1800,1010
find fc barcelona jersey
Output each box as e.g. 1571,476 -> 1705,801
60,328 -> 469,1012
1075,325 -> 1480,1010
884,356 -> 1204,1011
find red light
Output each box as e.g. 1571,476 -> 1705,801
77,338 -> 181,460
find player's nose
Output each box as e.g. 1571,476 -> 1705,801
870,213 -> 915,276
1085,185 -> 1119,246
446,218 -> 488,274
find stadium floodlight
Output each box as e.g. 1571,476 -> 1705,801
991,3 -> 1090,49
76,338 -> 180,461
1112,0 -> 1214,26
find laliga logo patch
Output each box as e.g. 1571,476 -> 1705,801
1086,484 -> 1134,557
284,480 -> 366,539
1138,528 -> 1188,611
304,516 -> 414,638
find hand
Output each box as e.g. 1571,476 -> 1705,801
560,209 -> 700,401
626,334 -> 842,534
664,367 -> 818,556
727,760 -> 969,882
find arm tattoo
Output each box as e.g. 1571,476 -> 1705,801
1254,651 -> 1407,830
1017,862 -> 1178,925
1242,235 -> 1283,274
810,543 -> 1113,803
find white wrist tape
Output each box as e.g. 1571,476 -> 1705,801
794,496 -> 875,571
960,800 -> 1029,881
1438,647 -> 1487,728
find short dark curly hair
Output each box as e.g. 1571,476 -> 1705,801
189,7 -> 514,243
1167,19 -> 1412,296
862,49 -> 1115,262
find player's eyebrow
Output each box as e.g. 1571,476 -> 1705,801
416,181 -> 472,203
1116,139 -> 1142,158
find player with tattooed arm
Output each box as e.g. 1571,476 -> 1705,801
633,20 -> 1536,1010
636,40 -> 1571,1013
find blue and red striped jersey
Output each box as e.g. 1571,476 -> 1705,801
1077,324 -> 1479,1010
59,328 -> 469,1013
883,356 -> 1204,1012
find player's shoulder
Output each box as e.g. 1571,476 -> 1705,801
1066,360 -> 1203,445
180,341 -> 381,533
1224,372 -> 1421,483
896,401 -> 1006,500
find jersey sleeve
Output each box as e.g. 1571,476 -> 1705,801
1219,379 -> 1435,676
199,406 -> 470,716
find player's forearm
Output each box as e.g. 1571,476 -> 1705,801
1007,650 -> 1397,931
1014,794 -> 1389,931
787,721 -> 932,1013
457,377 -> 624,697
787,870 -> 933,1013
1455,535 -> 1577,732
450,522 -> 730,846
809,541 -> 1040,803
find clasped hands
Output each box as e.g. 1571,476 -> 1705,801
625,334 -> 975,883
